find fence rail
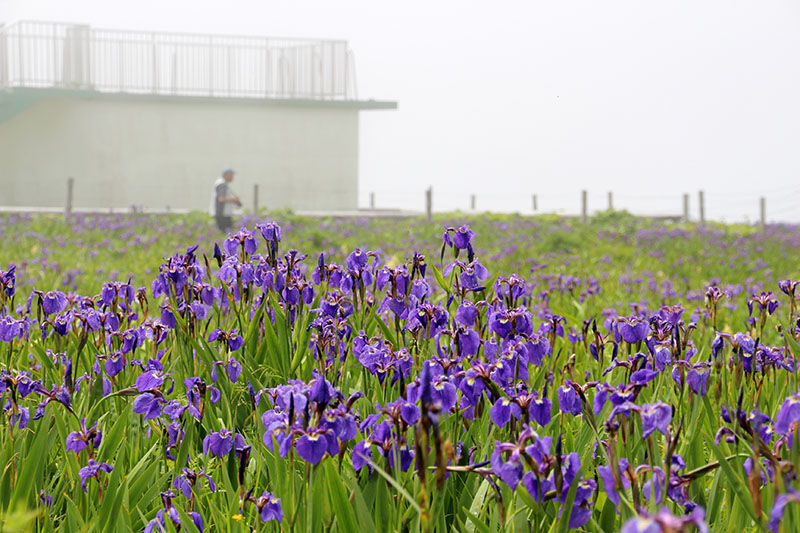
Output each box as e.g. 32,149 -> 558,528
0,20 -> 356,100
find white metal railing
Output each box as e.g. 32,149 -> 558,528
0,20 -> 357,100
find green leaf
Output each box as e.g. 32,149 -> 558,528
98,405 -> 130,463
702,431 -> 762,529
322,461 -> 360,533
11,412 -> 54,509
599,495 -> 617,532
341,469 -> 378,533
556,467 -> 581,533
464,479 -> 490,533
369,459 -> 420,514
369,306 -> 398,348
431,264 -> 452,296
464,508 -> 492,533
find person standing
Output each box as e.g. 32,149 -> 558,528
210,168 -> 241,232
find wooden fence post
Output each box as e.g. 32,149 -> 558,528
66,177 -> 74,217
682,193 -> 689,223
698,190 -> 705,225
253,184 -> 259,214
581,190 -> 588,223
425,187 -> 432,220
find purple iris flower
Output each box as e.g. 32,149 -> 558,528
526,334 -> 550,366
310,373 -> 334,409
459,260 -> 489,291
208,328 -> 244,352
489,310 -> 513,338
145,492 -> 204,533
104,352 -> 125,377
224,228 -> 258,256
203,429 -> 244,458
490,443 -> 524,489
457,327 -> 481,357
227,357 -> 242,383
560,479 -> 596,528
769,491 -> 800,532
557,383 -> 582,416
523,471 -> 554,502
620,516 -> 661,533
322,406 -> 359,444
256,491 -> 283,523
8,407 -> 30,429
452,225 -> 475,249
257,222 -> 282,244
490,397 -> 521,428
295,428 -> 335,464
640,402 -> 672,439
352,440 -> 374,472
52,313 -> 71,336
136,369 -> 166,392
78,459 -> 113,492
657,304 -> 685,326
66,418 -> 102,453
630,368 -> 659,386
42,291 -> 68,315
686,367 -> 710,396
621,506 -> 707,533
133,392 -> 166,420
617,316 -> 649,344
172,468 -> 216,498
387,445 -> 415,472
642,467 -> 665,504
529,392 -> 552,426
652,345 -> 671,372
597,458 -> 630,511
455,301 -> 478,327
0,265 -> 15,298
346,248 -> 369,272
0,316 -> 25,342
774,394 -> 800,435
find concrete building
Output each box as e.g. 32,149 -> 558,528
0,21 -> 396,212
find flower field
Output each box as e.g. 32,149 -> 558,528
1,211 -> 800,532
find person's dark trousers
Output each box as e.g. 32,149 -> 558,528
216,215 -> 233,232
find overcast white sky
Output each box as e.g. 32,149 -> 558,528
4,0 -> 800,221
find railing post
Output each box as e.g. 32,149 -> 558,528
607,191 -> 613,211
698,190 -> 705,225
470,194 -> 476,211
253,184 -> 259,214
532,194 -> 538,212
0,23 -> 6,88
581,190 -> 588,223
760,197 -> 766,230
370,192 -> 375,209
682,193 -> 690,223
151,32 -> 157,93
425,187 -> 432,220
66,177 -> 74,218
208,36 -> 214,97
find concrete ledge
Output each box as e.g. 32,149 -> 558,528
0,206 -> 425,217
1,87 -> 397,111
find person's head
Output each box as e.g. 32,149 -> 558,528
222,168 -> 235,182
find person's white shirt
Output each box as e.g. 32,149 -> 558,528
209,177 -> 235,217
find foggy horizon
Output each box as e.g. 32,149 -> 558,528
3,0 -> 799,222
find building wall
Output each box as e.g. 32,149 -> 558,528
0,95 -> 360,211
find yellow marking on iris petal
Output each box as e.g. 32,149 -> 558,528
232,514 -> 243,521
